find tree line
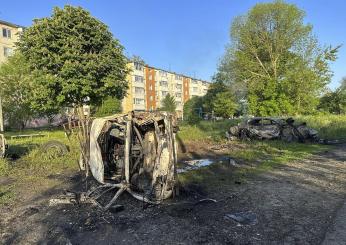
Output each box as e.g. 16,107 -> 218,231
0,6 -> 129,129
1,2 -> 345,129
195,0 -> 345,120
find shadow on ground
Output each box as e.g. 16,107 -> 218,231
1,145 -> 346,244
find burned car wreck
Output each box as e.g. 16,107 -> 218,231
55,111 -> 231,211
75,112 -> 178,210
226,117 -> 319,143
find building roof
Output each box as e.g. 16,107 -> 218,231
0,20 -> 24,29
128,59 -> 211,84
146,64 -> 211,84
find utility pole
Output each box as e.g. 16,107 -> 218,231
0,96 -> 3,132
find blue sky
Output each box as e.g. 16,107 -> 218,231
1,0 -> 345,89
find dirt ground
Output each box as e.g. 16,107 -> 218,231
1,143 -> 346,245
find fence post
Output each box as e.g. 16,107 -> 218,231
0,96 -> 3,132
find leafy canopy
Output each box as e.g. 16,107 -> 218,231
216,0 -> 339,116
212,91 -> 238,118
202,81 -> 229,112
183,96 -> 204,124
93,97 -> 122,117
318,85 -> 346,115
160,94 -> 176,113
0,53 -> 36,129
17,5 -> 129,111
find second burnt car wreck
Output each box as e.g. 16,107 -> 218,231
60,111 -> 179,210
226,117 -> 320,143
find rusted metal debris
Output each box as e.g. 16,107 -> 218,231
62,111 -> 179,210
226,117 -> 319,143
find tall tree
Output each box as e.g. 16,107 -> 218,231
212,91 -> 238,118
160,94 -> 176,112
0,53 -> 36,129
217,0 -> 339,116
202,81 -> 229,112
318,85 -> 346,114
183,96 -> 204,124
17,5 -> 129,114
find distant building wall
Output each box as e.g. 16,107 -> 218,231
0,20 -> 23,64
122,62 -> 210,115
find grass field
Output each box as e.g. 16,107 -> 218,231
0,128 -> 79,205
177,119 -> 240,142
1,114 -> 345,206
177,115 -> 344,188
297,114 -> 346,139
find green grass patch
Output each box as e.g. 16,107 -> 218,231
1,128 -> 79,178
178,119 -> 240,142
0,158 -> 10,176
0,184 -> 15,206
297,114 -> 346,140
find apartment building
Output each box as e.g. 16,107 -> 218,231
122,62 -> 210,116
0,20 -> 23,64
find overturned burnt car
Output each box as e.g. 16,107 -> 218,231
226,117 -> 319,143
76,112 -> 178,210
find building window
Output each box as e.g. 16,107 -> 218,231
2,28 -> 11,38
175,75 -> 182,80
176,84 -> 182,90
134,75 -> 144,83
159,70 -> 167,77
149,74 -> 153,80
133,98 -> 144,105
160,81 -> 168,87
3,47 -> 13,57
134,62 -> 143,71
134,87 -> 144,94
149,84 -> 153,91
193,87 -> 198,92
150,95 -> 154,102
162,91 -> 168,97
175,93 -> 182,98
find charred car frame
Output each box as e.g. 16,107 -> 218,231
227,117 -> 319,143
67,111 -> 179,210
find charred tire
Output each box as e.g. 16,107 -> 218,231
40,140 -> 68,158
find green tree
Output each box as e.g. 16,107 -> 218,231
17,5 -> 129,114
318,88 -> 346,114
340,77 -> 346,91
202,81 -> 229,112
160,94 -> 176,112
93,96 -> 122,117
0,53 -> 36,129
183,96 -> 204,124
212,91 -> 238,118
217,0 -> 339,116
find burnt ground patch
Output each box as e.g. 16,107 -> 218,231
1,144 -> 346,244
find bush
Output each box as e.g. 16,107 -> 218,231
93,97 -> 121,117
183,96 -> 203,124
